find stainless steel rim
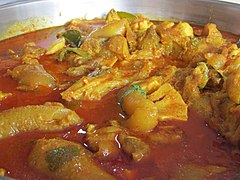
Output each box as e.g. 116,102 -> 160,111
0,0 -> 239,40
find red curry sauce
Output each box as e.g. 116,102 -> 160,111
0,27 -> 239,180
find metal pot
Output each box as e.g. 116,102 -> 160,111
0,0 -> 239,179
0,0 -> 239,40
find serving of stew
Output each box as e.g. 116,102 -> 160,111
0,9 -> 240,180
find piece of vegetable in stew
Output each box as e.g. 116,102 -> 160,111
0,9 -> 240,180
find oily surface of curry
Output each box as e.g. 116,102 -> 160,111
0,10 -> 240,179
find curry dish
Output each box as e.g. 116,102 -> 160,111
0,9 -> 240,179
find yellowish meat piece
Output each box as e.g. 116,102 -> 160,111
157,66 -> 177,82
179,38 -> 209,64
99,56 -> 118,67
157,22 -> 194,60
191,94 -> 212,119
106,10 -> 136,22
158,21 -> 193,43
65,65 -> 94,77
8,64 -> 56,91
133,61 -> 154,80
205,92 -> 240,145
125,23 -> 137,51
174,22 -> 194,38
0,102 -> 82,138
86,123 -> 122,159
129,48 -> 162,60
182,63 -> 209,101
28,138 -> 115,180
160,21 -> 175,30
62,59 -> 154,102
148,83 -> 170,102
0,91 -> 12,101
130,14 -> 153,32
15,42 -> 46,64
226,67 -> 240,104
202,23 -> 225,48
224,44 -> 240,59
148,83 -> 188,121
193,62 -> 209,89
65,19 -> 95,36
205,53 -> 226,70
89,19 -> 127,38
223,105 -> 240,145
120,89 -> 158,132
137,25 -> 160,50
221,44 -> 240,75
224,56 -> 240,75
106,35 -> 130,58
106,9 -> 120,22
118,132 -> 149,162
229,49 -> 240,60
136,76 -> 163,95
80,37 -> 106,57
61,69 -> 134,101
